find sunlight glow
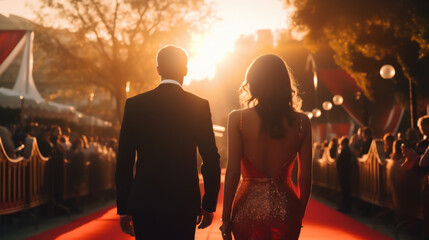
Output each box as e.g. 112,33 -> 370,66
0,0 -> 34,18
185,30 -> 232,83
1,0 -> 291,86
185,0 -> 289,85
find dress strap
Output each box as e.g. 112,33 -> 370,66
298,113 -> 303,137
239,110 -> 244,155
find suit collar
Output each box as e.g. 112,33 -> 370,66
160,79 -> 182,88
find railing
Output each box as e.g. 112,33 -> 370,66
0,137 -> 116,217
25,138 -> 50,209
312,139 -> 426,221
313,149 -> 341,192
0,138 -> 27,215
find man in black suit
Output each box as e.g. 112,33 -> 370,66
115,45 -> 221,240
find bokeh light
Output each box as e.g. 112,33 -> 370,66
312,108 -> 322,118
332,95 -> 344,105
380,64 -> 396,79
322,101 -> 333,111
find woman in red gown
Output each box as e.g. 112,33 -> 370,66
220,54 -> 312,240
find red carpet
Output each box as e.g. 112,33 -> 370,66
26,173 -> 392,240
300,200 -> 392,240
26,199 -> 392,240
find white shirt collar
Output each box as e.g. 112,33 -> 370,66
160,79 -> 182,88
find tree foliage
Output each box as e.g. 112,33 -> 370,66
34,0 -> 211,122
289,0 -> 429,104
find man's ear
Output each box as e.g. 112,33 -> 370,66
184,67 -> 188,77
156,66 -> 161,76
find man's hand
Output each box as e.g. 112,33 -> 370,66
401,145 -> 419,170
197,209 -> 213,229
119,215 -> 135,236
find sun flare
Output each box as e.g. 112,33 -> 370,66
185,26 -> 237,84
184,0 -> 289,85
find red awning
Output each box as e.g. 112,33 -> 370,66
0,30 -> 26,65
318,69 -> 403,135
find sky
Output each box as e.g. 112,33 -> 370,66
0,0 -> 35,18
0,0 -> 288,31
0,0 -> 291,83
187,0 -> 291,82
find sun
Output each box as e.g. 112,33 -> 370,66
185,26 -> 237,84
184,0 -> 290,85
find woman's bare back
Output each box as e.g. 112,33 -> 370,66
240,108 -> 304,177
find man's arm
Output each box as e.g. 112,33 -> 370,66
115,99 -> 136,215
197,100 -> 221,213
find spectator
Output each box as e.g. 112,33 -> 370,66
321,140 -> 329,154
383,133 -> 395,158
402,115 -> 429,239
37,130 -> 53,158
350,127 -> 364,157
70,138 -> 86,212
401,116 -> 429,169
392,140 -> 405,161
0,126 -> 16,157
359,127 -> 373,156
336,137 -> 353,213
49,125 -> 66,202
416,115 -> 429,154
404,128 -> 420,149
28,122 -> 39,138
418,116 -> 429,240
391,139 -> 421,223
328,138 -> 338,159
419,146 -> 429,240
13,124 -> 27,148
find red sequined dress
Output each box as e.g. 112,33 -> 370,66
231,153 -> 303,240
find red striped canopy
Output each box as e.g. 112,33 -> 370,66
318,69 -> 403,136
0,30 -> 26,66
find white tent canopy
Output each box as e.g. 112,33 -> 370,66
0,14 -> 111,127
11,30 -> 43,102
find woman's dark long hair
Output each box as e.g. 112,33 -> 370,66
239,54 -> 301,138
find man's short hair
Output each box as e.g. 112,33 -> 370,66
156,45 -> 188,77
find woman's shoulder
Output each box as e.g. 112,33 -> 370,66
228,109 -> 244,122
229,108 -> 257,120
229,107 -> 253,117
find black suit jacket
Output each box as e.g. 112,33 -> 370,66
115,83 -> 221,216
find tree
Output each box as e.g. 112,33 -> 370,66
33,0 -> 212,122
289,0 -> 429,112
